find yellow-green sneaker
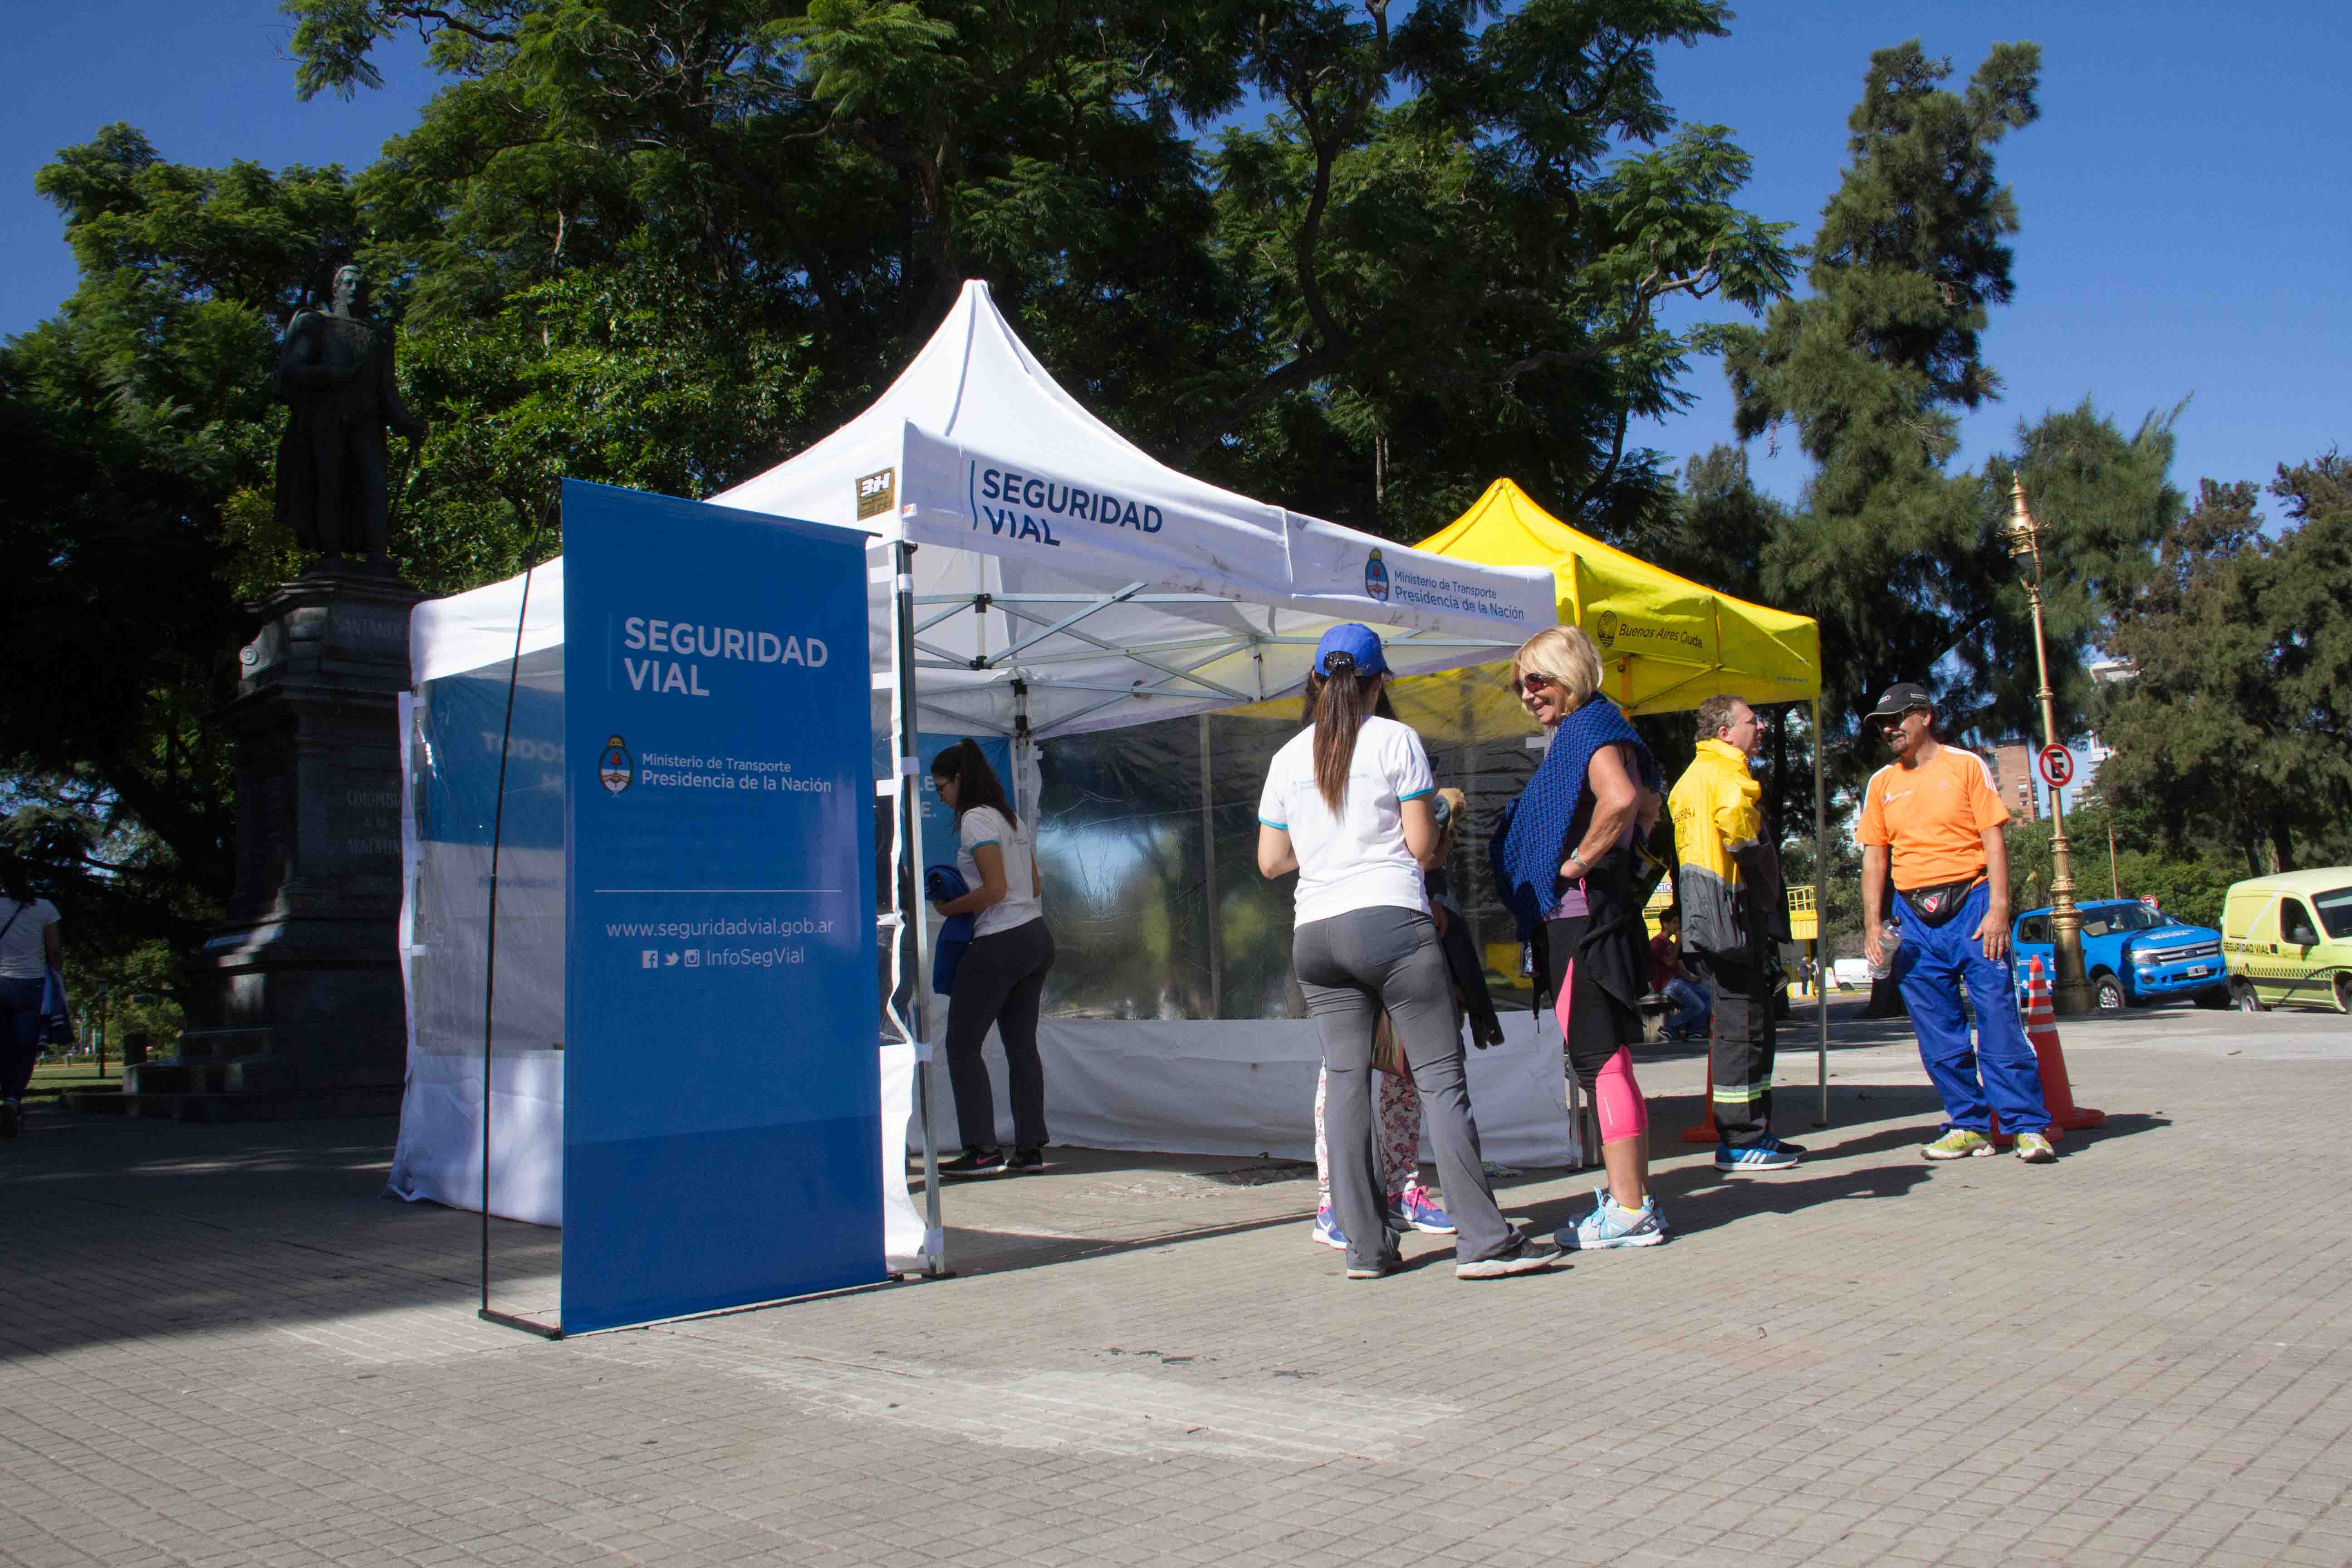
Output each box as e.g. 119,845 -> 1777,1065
1921,1128 -> 1995,1161
2014,1131 -> 2057,1163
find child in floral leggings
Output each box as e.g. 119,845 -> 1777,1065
1310,1062 -> 1453,1247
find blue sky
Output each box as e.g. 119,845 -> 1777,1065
6,2 -> 2346,507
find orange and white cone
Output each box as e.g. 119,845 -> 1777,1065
1993,956 -> 2106,1141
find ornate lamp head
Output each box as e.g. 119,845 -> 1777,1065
2004,475 -> 2042,564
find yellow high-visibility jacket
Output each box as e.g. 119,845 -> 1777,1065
1669,738 -> 1764,958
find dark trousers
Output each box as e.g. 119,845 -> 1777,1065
942,918 -> 1055,1150
0,977 -> 43,1099
1686,953 -> 1775,1144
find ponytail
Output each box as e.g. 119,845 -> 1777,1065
1303,655 -> 1383,812
931,738 -> 1017,830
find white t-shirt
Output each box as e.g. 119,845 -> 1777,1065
1257,716 -> 1435,926
956,805 -> 1043,939
0,898 -> 59,981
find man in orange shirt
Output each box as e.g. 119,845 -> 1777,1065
1857,682 -> 2055,1163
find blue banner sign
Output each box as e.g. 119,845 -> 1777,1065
562,480 -> 881,1333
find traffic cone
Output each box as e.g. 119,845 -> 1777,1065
1682,1029 -> 1720,1144
1991,957 -> 2106,1140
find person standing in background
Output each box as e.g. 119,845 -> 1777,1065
1857,682 -> 2055,1164
1670,695 -> 1804,1172
0,873 -> 62,1138
930,740 -> 1055,1178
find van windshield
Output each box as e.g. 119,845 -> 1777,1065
2315,888 -> 2352,940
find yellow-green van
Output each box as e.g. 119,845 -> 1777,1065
2220,868 -> 2352,1014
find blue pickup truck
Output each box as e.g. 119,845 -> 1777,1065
2012,899 -> 2229,1010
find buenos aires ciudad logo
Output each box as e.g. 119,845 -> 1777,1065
599,735 -> 635,794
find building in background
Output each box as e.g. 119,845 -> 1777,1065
1989,740 -> 2040,821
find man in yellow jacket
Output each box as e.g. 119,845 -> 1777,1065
1669,695 -> 1801,1171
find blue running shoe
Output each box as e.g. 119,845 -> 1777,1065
1556,1186 -> 1669,1250
1388,1188 -> 1456,1234
1715,1138 -> 1801,1171
1311,1206 -> 1347,1250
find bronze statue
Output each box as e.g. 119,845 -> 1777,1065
274,264 -> 423,573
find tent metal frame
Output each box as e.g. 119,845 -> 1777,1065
884,573 -> 1550,1274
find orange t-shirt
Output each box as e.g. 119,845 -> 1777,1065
1857,746 -> 2010,890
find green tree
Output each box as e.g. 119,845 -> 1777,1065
0,127 -> 366,953
287,0 -> 1793,540
2003,797 -> 2241,931
2097,459 -> 2352,875
1722,39 -> 2041,776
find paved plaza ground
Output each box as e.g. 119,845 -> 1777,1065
5,999 -> 2351,1567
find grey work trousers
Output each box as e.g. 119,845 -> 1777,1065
1292,906 -> 1516,1272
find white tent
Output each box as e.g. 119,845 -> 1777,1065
391,282 -> 1563,1277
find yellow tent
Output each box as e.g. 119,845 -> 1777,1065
1413,477 -> 1820,714
1414,477 -> 1832,1122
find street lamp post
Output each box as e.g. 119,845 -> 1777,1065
2004,478 -> 2093,1015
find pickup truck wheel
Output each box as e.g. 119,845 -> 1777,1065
2233,979 -> 2265,1013
2091,974 -> 2127,1011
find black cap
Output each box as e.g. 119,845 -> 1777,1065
1866,681 -> 1934,720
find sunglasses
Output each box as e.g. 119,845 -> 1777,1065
1519,673 -> 1557,695
1877,706 -> 1928,727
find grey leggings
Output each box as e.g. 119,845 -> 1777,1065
943,917 -> 1054,1151
1293,906 -> 1516,1270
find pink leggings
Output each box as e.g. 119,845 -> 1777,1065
1555,961 -> 1649,1145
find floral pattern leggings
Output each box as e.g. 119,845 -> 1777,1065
1313,1063 -> 1428,1203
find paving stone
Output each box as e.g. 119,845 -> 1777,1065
5,1005 -> 2352,1566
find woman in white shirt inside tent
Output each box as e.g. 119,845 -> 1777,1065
1257,624 -> 1553,1281
0,869 -> 63,1138
929,739 -> 1055,1179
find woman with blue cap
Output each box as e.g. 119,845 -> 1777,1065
1257,624 -> 1553,1280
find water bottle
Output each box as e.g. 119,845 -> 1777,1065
1868,922 -> 1902,980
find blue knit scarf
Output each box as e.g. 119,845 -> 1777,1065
1490,695 -> 1661,936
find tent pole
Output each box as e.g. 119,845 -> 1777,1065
1200,712 -> 1223,1019
892,540 -> 946,1277
1813,694 -> 1830,1129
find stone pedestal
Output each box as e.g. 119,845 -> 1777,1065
191,571 -> 427,1112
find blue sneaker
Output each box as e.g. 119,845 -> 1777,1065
1715,1137 -> 1802,1171
1556,1186 -> 1669,1250
1388,1188 -> 1455,1235
1311,1206 -> 1347,1250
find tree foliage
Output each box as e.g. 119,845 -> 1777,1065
1721,40 -> 2045,777
2097,459 -> 2352,875
3,1 -> 1800,961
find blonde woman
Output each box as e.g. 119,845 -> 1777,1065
1490,626 -> 1671,1249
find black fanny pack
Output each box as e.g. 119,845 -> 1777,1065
1898,877 -> 1983,927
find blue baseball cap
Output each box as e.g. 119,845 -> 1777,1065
1313,622 -> 1389,676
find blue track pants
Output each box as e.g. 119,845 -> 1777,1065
1892,881 -> 2050,1135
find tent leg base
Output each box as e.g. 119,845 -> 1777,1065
480,1308 -> 564,1341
